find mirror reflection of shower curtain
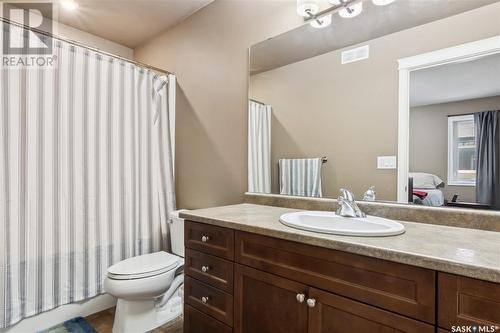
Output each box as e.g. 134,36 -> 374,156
0,26 -> 175,328
248,101 -> 271,193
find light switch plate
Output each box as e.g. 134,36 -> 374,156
377,156 -> 397,169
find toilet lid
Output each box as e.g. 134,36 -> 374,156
107,251 -> 179,280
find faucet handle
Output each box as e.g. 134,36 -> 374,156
337,188 -> 366,218
339,188 -> 355,201
363,186 -> 376,202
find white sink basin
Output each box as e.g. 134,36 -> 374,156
279,211 -> 405,237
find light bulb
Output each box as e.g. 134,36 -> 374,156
372,0 -> 395,5
297,0 -> 320,17
60,0 -> 78,10
339,2 -> 362,18
310,14 -> 332,28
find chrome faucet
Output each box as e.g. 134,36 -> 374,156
336,188 -> 366,218
363,186 -> 376,202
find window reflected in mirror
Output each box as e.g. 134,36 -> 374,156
448,115 -> 476,186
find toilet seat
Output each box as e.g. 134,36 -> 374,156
107,251 -> 180,280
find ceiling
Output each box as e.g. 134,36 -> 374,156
250,0 -> 500,74
13,0 -> 214,48
410,53 -> 500,107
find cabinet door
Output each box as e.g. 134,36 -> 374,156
234,264 -> 308,333
308,288 -> 434,333
438,273 -> 500,329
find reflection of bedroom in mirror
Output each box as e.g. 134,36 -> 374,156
408,54 -> 500,210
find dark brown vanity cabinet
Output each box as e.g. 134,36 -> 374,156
184,220 -> 500,333
234,230 -> 436,324
234,264 -> 433,333
438,273 -> 500,329
184,221 -> 235,332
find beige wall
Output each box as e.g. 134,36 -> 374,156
249,3 -> 500,201
249,56 -> 397,200
409,96 -> 500,203
134,0 -> 302,209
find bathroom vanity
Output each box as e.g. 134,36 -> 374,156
181,204 -> 500,333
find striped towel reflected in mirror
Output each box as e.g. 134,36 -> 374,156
279,158 -> 323,197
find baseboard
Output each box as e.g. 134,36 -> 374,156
1,294 -> 117,333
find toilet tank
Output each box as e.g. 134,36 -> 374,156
169,210 -> 186,257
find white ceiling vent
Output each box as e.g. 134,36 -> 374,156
341,45 -> 370,64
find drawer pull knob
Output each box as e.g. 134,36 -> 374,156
201,296 -> 209,303
201,235 -> 210,243
201,266 -> 210,273
306,298 -> 316,308
296,293 -> 305,303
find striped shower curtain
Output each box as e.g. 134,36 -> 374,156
248,100 -> 271,193
0,27 -> 175,327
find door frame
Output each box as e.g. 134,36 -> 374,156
396,35 -> 500,203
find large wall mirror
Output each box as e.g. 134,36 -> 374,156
247,0 -> 500,210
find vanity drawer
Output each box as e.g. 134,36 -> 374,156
185,248 -> 234,293
185,275 -> 234,326
235,231 -> 436,324
184,305 -> 232,333
438,273 -> 500,329
185,221 -> 234,260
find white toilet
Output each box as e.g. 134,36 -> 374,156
104,210 -> 186,333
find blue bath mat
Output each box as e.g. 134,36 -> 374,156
38,317 -> 97,333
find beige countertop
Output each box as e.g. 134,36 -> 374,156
180,203 -> 500,283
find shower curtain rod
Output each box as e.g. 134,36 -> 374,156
250,99 -> 266,105
0,17 -> 173,76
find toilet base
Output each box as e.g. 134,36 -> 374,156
112,287 -> 183,333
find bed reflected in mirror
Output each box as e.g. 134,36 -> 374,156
408,54 -> 500,210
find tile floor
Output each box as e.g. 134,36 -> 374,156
85,308 -> 183,333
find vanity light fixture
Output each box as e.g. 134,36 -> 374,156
310,14 -> 332,29
372,0 -> 395,5
300,0 -> 396,26
297,0 -> 320,17
327,0 -> 363,19
338,2 -> 363,18
60,0 -> 79,11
